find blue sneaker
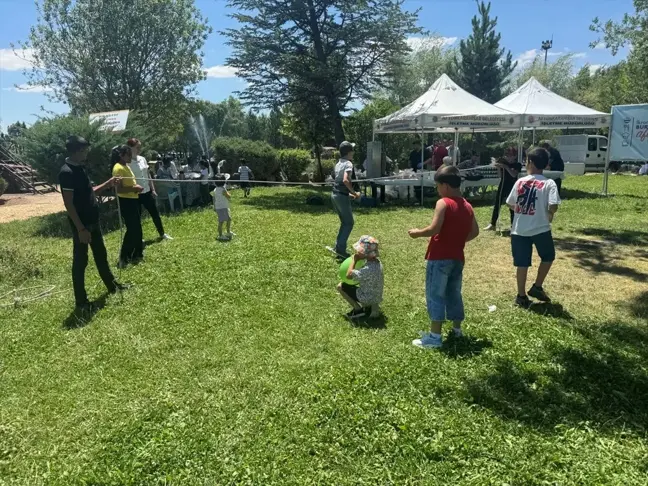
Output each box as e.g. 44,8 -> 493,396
412,332 -> 442,349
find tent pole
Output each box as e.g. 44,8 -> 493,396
602,127 -> 612,196
454,130 -> 459,165
420,132 -> 425,205
532,128 -> 536,146
517,128 -> 523,165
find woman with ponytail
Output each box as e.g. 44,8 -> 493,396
111,145 -> 144,268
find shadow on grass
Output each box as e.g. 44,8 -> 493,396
626,291 -> 648,320
554,236 -> 648,283
528,302 -> 574,320
465,321 -> 648,433
441,335 -> 493,358
62,292 -> 109,330
350,314 -> 388,330
578,227 -> 648,246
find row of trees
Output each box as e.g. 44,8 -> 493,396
3,0 -> 647,172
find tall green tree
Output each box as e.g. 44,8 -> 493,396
453,1 -> 516,102
591,0 -> 648,105
223,0 -> 421,145
18,0 -> 210,124
385,36 -> 457,105
512,54 -> 576,97
246,110 -> 265,141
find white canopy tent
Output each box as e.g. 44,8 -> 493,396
373,74 -> 522,135
448,77 -> 610,130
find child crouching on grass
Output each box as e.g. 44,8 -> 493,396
213,175 -> 233,241
408,166 -> 479,349
337,236 -> 384,320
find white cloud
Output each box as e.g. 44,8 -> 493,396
594,42 -> 606,50
406,36 -> 458,51
204,65 -> 238,78
514,48 -> 586,67
589,64 -> 604,74
514,49 -> 539,66
2,83 -> 53,93
0,48 -> 35,71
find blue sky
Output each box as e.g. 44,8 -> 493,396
0,0 -> 632,131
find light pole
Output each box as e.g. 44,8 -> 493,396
541,38 -> 553,66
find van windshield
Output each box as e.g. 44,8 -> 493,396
599,138 -> 608,150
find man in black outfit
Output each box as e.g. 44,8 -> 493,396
541,141 -> 565,196
485,149 -> 522,231
59,136 -> 128,313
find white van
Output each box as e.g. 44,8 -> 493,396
555,135 -> 609,172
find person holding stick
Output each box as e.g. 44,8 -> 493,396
58,136 -> 128,314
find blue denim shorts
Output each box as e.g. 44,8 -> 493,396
426,259 -> 465,322
511,231 -> 555,268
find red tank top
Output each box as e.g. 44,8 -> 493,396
425,197 -> 474,262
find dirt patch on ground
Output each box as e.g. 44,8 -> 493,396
0,192 -> 64,223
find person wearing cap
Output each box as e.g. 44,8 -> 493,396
58,136 -> 128,314
331,141 -> 362,259
338,236 -> 384,320
127,138 -> 173,241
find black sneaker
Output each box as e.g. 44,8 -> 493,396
515,295 -> 532,309
75,302 -> 98,315
528,284 -> 551,303
345,308 -> 366,320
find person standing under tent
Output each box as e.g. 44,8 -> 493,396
58,136 -> 129,314
541,141 -> 565,196
331,141 -> 362,259
112,145 -> 145,268
447,139 -> 461,165
238,159 -> 254,197
433,140 -> 448,170
485,148 -> 522,231
127,138 -> 173,241
409,140 -> 423,172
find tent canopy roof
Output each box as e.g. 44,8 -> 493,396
374,74 -> 520,133
496,77 -> 607,117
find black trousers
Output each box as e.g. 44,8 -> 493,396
138,191 -> 165,236
118,197 -> 143,263
555,177 -> 562,197
71,221 -> 116,306
491,180 -> 515,226
200,184 -> 210,205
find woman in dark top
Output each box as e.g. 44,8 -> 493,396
485,148 -> 522,231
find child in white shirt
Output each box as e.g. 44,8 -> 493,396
213,176 -> 232,241
507,148 -> 561,308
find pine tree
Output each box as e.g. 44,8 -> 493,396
453,1 -> 516,103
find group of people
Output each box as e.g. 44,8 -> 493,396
331,140 -> 561,349
58,135 -> 252,313
409,139 -> 462,172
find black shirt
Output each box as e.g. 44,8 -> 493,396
547,147 -> 564,172
58,161 -> 100,225
501,161 -> 522,187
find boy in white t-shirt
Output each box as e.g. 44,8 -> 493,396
213,176 -> 233,241
506,148 -> 561,308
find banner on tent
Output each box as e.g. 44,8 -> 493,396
609,104 -> 648,161
442,115 -> 519,128
525,114 -> 610,128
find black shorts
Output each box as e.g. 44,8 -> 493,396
340,283 -> 359,302
511,231 -> 556,268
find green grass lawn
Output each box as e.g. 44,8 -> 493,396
1,174 -> 648,485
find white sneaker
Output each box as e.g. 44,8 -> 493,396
412,332 -> 442,349
226,232 -> 234,240
484,224 -> 495,231
161,234 -> 173,240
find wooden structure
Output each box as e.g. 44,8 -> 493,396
0,145 -> 57,194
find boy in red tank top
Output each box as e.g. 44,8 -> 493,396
408,166 -> 480,349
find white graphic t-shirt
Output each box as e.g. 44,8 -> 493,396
506,174 -> 561,237
130,155 -> 151,194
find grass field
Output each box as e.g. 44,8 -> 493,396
1,174 -> 648,485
